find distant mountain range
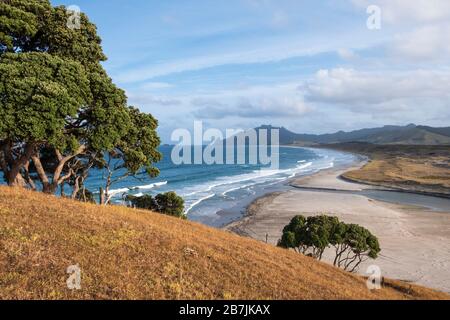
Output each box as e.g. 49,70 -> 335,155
255,124 -> 450,146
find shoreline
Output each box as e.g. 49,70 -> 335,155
197,147 -> 358,227
224,156 -> 450,293
223,158 -> 367,235
337,174 -> 450,199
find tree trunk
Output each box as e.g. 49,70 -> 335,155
104,180 -> 111,205
61,182 -> 66,197
9,172 -> 28,187
71,176 -> 81,199
2,142 -> 36,187
31,154 -> 53,193
31,145 -> 86,194
22,162 -> 37,190
101,172 -> 113,205
99,187 -> 106,205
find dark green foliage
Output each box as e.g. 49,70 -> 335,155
278,215 -> 339,260
154,192 -> 185,218
0,0 -> 51,53
126,194 -> 158,210
100,107 -> 162,204
120,107 -> 162,176
302,215 -> 341,260
278,215 -> 306,250
0,52 -> 90,148
0,0 -> 104,64
0,0 -> 161,199
42,6 -> 106,65
126,192 -> 185,219
335,224 -> 380,272
278,214 -> 380,272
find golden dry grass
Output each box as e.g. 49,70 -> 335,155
343,157 -> 450,195
320,144 -> 450,196
0,186 -> 448,300
344,157 -> 450,191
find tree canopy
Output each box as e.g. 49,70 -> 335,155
126,192 -> 186,219
278,214 -> 380,272
0,0 -> 161,200
100,107 -> 162,204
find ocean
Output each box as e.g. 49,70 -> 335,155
84,146 -> 358,226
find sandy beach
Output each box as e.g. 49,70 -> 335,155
225,162 -> 450,293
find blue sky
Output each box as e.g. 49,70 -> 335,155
52,0 -> 450,142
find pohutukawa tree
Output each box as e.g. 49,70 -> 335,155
0,52 -> 91,190
278,215 -> 380,272
99,107 -> 161,204
0,0 -> 161,202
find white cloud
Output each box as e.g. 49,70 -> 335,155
352,0 -> 450,24
349,0 -> 450,61
127,92 -> 181,106
114,45 -> 318,83
187,82 -> 312,119
389,24 -> 450,61
337,48 -> 358,60
352,0 -> 450,61
193,96 -> 310,119
113,32 -> 379,83
115,0 -> 450,138
302,68 -> 450,115
138,82 -> 174,90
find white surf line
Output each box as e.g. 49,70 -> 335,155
109,181 -> 168,196
136,181 -> 168,190
184,193 -> 216,214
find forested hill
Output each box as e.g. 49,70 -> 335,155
255,124 -> 450,146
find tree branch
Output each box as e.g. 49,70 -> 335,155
52,145 -> 86,186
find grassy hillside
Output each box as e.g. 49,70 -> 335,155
0,186 -> 448,300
